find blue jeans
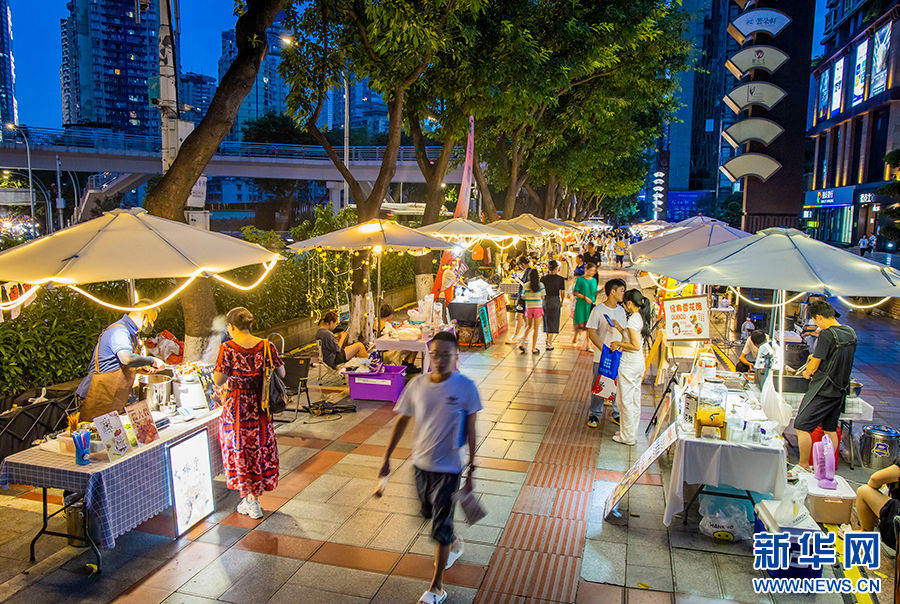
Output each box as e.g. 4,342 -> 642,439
590,362 -> 619,417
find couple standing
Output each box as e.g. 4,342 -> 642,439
584,279 -> 652,446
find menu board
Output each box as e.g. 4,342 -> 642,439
167,428 -> 215,536
604,423 -> 678,518
494,294 -> 508,333
664,294 -> 710,342
479,306 -> 493,345
94,411 -> 132,461
125,400 -> 159,447
872,22 -> 891,96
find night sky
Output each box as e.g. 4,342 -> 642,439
8,0 -> 237,128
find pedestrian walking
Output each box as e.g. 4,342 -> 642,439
869,233 -> 877,254
540,260 -> 565,350
519,267 -> 545,354
380,332 -> 480,604
614,237 -> 627,268
858,236 -> 869,256
585,278 -> 626,428
607,290 -> 652,445
213,307 -> 284,519
507,256 -> 531,344
572,263 -> 598,349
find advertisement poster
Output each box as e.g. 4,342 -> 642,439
479,306 -> 493,345
604,423 -> 678,518
124,400 -> 159,447
168,428 -> 215,536
818,70 -> 830,118
94,412 -> 132,461
853,38 -> 869,106
664,295 -> 710,341
872,22 -> 891,96
831,57 -> 844,115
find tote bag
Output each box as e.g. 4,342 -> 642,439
597,344 -> 622,379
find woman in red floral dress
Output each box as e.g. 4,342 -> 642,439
213,307 -> 284,519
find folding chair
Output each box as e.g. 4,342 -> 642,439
277,353 -> 312,423
315,340 -> 344,385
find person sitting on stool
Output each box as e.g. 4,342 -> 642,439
736,330 -> 766,372
855,462 -> 900,554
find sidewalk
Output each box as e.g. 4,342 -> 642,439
0,265 -> 893,603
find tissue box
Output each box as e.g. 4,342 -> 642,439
798,473 -> 856,525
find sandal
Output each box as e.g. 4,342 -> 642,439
532,349 -> 540,355
518,345 -> 526,353
612,434 -> 636,446
546,345 -> 554,350
419,590 -> 448,604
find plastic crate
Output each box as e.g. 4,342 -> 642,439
346,365 -> 407,402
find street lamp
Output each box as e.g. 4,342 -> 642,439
6,124 -> 35,231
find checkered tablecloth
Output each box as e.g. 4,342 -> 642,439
0,409 -> 223,549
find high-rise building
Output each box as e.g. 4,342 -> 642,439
0,0 -> 17,128
180,72 -> 216,126
218,20 -> 290,141
804,0 -> 899,251
60,0 -> 161,134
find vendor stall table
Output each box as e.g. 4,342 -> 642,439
448,293 -> 508,346
663,423 -> 788,526
0,409 -> 223,572
375,327 -> 456,373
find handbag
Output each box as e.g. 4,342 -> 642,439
597,344 -> 622,379
260,340 -> 287,417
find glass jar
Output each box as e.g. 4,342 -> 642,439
697,377 -> 727,426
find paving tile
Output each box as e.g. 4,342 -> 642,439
477,438 -> 513,458
288,561 -> 388,597
277,446 -> 320,475
626,563 -> 673,592
551,489 -> 592,521
364,493 -> 424,515
277,498 -> 358,524
626,588 -> 673,604
527,551 -> 581,602
369,513 -> 427,551
715,553 -> 772,604
255,508 -> 342,541
294,450 -> 348,474
372,575 -> 477,604
505,441 -> 541,461
392,552 -> 486,589
481,547 -> 539,596
178,548 -> 266,598
543,517 -> 586,557
454,523 -> 504,545
141,541 -> 229,591
575,581 -> 624,604
268,470 -> 319,499
217,553 -> 303,604
194,524 -> 249,548
473,593 -> 526,604
231,529 -> 323,560
671,549 -> 721,598
580,539 -> 625,584
294,473 -> 353,502
266,583 -> 369,604
474,457 -> 532,473
324,441 -> 360,453
499,513 -> 550,551
309,542 -> 401,574
331,508 -> 391,546
585,519 -> 628,544
275,436 -> 331,449
110,584 -> 173,604
328,477 -> 379,507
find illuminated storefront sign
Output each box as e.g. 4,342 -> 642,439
872,22 -> 891,96
853,39 -> 869,106
831,58 -> 844,115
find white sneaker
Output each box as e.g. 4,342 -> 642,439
237,498 -> 264,519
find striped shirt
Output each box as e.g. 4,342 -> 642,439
521,284 -> 546,309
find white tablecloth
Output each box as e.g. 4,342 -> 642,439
663,424 -> 788,526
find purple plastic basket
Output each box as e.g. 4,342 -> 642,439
346,365 -> 407,402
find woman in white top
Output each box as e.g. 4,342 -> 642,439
608,289 -> 653,445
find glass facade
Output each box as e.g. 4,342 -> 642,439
0,1 -> 17,128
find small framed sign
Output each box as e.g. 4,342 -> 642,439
167,428 -> 215,536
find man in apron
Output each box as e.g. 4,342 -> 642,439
76,301 -> 164,422
794,300 -> 857,471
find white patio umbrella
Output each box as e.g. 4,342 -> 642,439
671,215 -> 723,228
634,219 -> 671,232
547,218 -> 584,231
416,218 -> 512,241
289,219 -> 454,335
628,222 -> 751,262
490,220 -> 544,238
505,213 -> 566,234
0,208 -> 279,285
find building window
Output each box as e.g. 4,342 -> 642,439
867,107 -> 890,183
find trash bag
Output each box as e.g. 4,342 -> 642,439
698,500 -> 753,542
774,481 -> 809,526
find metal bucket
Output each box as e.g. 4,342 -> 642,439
64,498 -> 88,547
860,425 -> 900,470
137,374 -> 172,409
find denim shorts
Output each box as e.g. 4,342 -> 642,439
414,466 -> 461,545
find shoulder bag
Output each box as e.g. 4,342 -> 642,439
260,340 -> 287,417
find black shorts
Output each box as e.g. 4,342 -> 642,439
414,467 -> 460,545
615,255 -> 624,263
879,498 -> 900,549
795,394 -> 844,433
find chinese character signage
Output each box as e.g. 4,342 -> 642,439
728,9 -> 792,45
853,39 -> 869,106
663,295 -> 709,341
831,58 -> 844,115
872,22 -> 891,96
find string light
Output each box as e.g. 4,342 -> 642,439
728,287 -> 806,308
212,260 -> 278,291
836,296 -> 891,309
646,272 -> 689,292
0,284 -> 40,311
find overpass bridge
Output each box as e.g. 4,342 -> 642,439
0,127 -> 465,183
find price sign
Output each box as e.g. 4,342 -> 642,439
663,294 -> 710,341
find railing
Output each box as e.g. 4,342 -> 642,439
0,126 -> 460,162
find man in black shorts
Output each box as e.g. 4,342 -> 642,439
380,332 -> 481,604
795,300 -> 857,471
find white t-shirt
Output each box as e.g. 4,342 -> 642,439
393,372 -> 482,473
741,338 -> 759,363
586,302 -> 627,362
621,313 -> 645,362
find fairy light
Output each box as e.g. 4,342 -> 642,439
728,287 -> 806,308
646,272 -> 689,292
212,260 -> 278,291
0,284 -> 40,311
836,296 -> 891,309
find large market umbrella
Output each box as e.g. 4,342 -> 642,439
490,220 -> 544,238
640,227 -> 900,297
671,215 -> 722,228
416,218 -> 512,241
628,222 -> 751,262
581,219 -> 611,229
0,208 -> 279,285
547,218 -> 584,231
634,219 -> 671,232
505,213 -> 567,233
289,219 -> 454,335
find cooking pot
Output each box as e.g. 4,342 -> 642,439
137,373 -> 172,409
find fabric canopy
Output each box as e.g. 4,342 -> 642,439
634,219 -> 671,232
416,218 -> 512,240
489,220 -> 544,238
504,213 -> 566,233
547,218 -> 583,231
672,215 -> 722,228
0,208 -> 280,285
640,227 -> 900,297
289,218 -> 453,252
628,222 -> 751,261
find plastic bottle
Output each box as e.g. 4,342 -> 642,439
726,409 -> 743,442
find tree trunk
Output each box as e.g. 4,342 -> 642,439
142,0 -> 285,361
472,148 -> 499,221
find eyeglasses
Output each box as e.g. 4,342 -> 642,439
428,351 -> 458,360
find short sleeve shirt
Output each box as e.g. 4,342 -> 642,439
86,315 -> 140,374
586,303 -> 627,362
316,327 -> 342,369
741,339 -> 760,363
810,325 -> 857,398
521,284 -> 546,309
621,313 -> 645,361
394,372 -> 483,473
540,274 -> 566,298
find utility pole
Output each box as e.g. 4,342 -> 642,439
344,71 -> 350,209
55,155 -> 65,230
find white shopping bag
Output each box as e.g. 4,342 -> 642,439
761,372 -> 792,434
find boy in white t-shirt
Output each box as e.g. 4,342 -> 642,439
380,332 -> 481,604
585,278 -> 627,428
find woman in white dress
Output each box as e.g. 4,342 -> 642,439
608,289 -> 653,445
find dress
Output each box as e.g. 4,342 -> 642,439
214,340 -> 283,497
573,275 -> 597,327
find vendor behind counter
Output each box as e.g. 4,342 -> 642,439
76,302 -> 165,422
